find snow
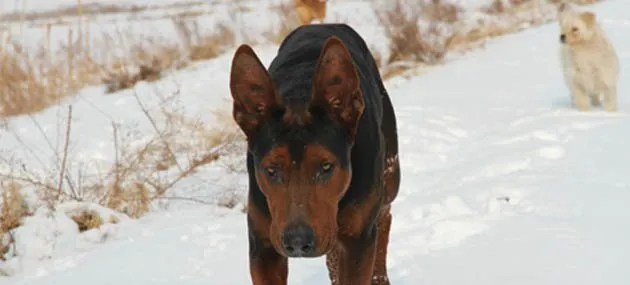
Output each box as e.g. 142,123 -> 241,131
2,0 -> 630,284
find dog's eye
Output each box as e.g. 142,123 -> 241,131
572,27 -> 578,32
265,167 -> 280,179
321,162 -> 334,173
314,162 -> 335,182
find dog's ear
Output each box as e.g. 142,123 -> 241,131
311,36 -> 365,140
230,44 -> 279,138
581,11 -> 596,27
557,2 -> 568,12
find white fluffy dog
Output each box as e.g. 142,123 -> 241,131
558,3 -> 619,112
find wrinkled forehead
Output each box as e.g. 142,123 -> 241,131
251,119 -> 351,163
252,135 -> 350,169
259,143 -> 340,166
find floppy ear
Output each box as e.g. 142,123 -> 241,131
229,45 -> 279,138
581,11 -> 596,27
311,36 -> 365,140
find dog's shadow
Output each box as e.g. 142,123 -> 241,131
550,95 -> 574,110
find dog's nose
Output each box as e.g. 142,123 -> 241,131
281,222 -> 316,257
560,34 -> 566,43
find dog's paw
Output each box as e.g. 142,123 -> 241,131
372,275 -> 390,285
604,105 -> 618,112
575,105 -> 590,112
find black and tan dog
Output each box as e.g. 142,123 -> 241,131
229,23 -> 401,285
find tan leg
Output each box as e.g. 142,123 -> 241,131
326,245 -> 341,285
314,4 -> 327,23
296,6 -> 314,25
603,87 -> 618,112
372,205 -> 392,285
572,86 -> 590,111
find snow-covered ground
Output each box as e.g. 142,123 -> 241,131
2,0 -> 630,284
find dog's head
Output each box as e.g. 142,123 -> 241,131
558,4 -> 598,45
229,37 -> 364,258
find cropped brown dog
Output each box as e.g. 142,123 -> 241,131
295,0 -> 327,25
229,23 -> 400,285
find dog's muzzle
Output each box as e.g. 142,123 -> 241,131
559,34 -> 566,43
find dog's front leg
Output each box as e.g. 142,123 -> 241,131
603,87 -> 618,112
249,234 -> 288,285
336,229 -> 378,285
572,85 -> 590,111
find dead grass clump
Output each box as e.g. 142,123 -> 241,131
0,182 -> 29,261
0,3 -> 148,23
2,88 -> 242,220
99,19 -> 240,94
70,209 -> 104,232
375,0 -> 605,79
423,0 -> 462,23
2,18 -> 239,114
0,39 -> 90,117
102,35 -> 188,94
1,27 -> 102,116
103,63 -> 162,93
483,0 -> 523,14
95,92 -> 240,217
464,0 -> 604,47
174,20 -> 236,61
377,0 -> 447,65
104,181 -> 151,219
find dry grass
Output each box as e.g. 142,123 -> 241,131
446,0 -> 599,52
0,16 -> 243,115
1,87 -> 242,220
0,181 -> 29,261
70,209 -> 104,232
101,36 -> 186,93
375,0 -> 604,79
377,0 -> 451,66
0,108 -> 230,257
422,0 -> 462,23
0,1 -> 207,23
0,29 -> 101,116
173,19 -> 236,62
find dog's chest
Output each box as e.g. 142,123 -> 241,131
568,48 -> 603,76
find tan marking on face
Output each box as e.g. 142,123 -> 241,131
255,144 -> 352,256
281,106 -> 312,126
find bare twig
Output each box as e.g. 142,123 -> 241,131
112,122 -> 121,187
0,173 -> 57,194
155,196 -> 214,205
55,105 -> 73,204
131,90 -> 184,173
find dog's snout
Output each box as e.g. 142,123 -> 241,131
560,34 -> 566,43
281,222 -> 316,257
